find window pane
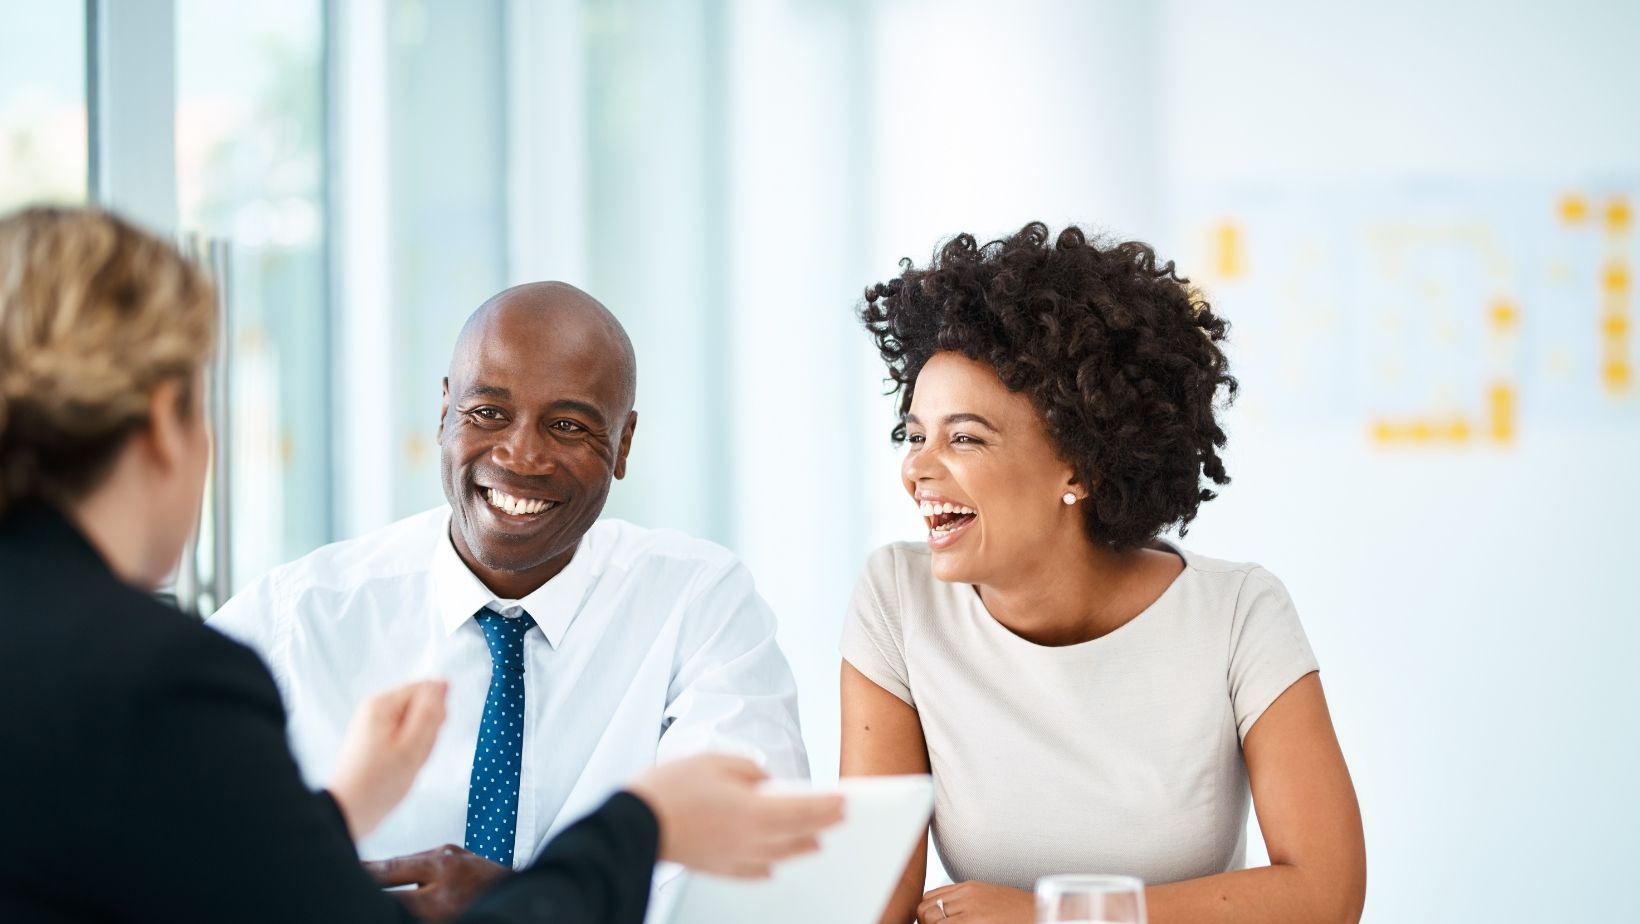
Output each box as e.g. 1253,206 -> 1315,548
384,0 -> 509,518
175,0 -> 329,594
0,0 -> 87,211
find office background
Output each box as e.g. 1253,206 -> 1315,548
4,1 -> 1636,919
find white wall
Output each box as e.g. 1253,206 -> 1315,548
701,0 -> 1639,918
1154,2 -> 1640,920
510,2 -> 1638,917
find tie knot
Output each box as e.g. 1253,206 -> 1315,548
476,608 -> 536,672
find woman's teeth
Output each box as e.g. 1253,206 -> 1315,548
920,500 -> 977,537
484,488 -> 555,516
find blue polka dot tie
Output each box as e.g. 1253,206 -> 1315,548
464,607 -> 535,866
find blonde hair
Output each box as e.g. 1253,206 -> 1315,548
0,207 -> 217,517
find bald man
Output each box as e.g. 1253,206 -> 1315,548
211,283 -> 808,920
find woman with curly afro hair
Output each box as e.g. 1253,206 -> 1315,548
839,223 -> 1365,924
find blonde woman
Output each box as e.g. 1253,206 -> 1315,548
0,207 -> 839,923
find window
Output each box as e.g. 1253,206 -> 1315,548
0,0 -> 87,211
175,0 -> 330,588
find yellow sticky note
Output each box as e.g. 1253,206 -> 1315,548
1558,194 -> 1589,225
1608,197 -> 1634,236
1214,222 -> 1243,279
1488,383 -> 1516,443
1606,360 -> 1633,391
1603,262 -> 1631,295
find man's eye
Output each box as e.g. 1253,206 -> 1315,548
552,420 -> 583,432
471,407 -> 503,421
953,434 -> 979,444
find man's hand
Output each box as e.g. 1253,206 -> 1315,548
363,844 -> 510,924
917,881 -> 1033,923
328,679 -> 448,839
625,754 -> 844,878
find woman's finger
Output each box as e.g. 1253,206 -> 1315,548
758,793 -> 846,834
726,861 -> 773,880
756,833 -> 821,861
712,754 -> 768,783
397,681 -> 447,752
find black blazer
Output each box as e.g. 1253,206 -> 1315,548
0,505 -> 657,923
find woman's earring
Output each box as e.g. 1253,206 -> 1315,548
1062,492 -> 1077,505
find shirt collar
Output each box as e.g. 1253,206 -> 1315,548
430,514 -> 602,648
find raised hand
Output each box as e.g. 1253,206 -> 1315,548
327,679 -> 449,839
626,754 -> 845,878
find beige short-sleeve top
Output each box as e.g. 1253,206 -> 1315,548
841,541 -> 1318,889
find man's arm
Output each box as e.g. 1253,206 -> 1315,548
640,560 -> 808,921
654,560 -> 809,779
205,570 -> 290,691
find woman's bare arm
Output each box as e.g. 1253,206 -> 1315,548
1146,672 -> 1366,923
840,660 -> 932,924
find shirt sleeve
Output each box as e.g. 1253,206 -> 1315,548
655,560 -> 810,782
1227,566 -> 1320,744
206,570 -> 292,699
839,546 -> 913,707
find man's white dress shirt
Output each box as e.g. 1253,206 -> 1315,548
210,506 -> 809,868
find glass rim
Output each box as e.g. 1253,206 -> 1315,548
1035,873 -> 1146,893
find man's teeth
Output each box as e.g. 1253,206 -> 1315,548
484,488 -> 555,516
918,501 -> 977,517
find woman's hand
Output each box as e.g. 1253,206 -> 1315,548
626,754 -> 845,878
917,881 -> 1032,923
328,679 -> 448,839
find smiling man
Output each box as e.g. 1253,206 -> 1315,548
211,282 -> 807,920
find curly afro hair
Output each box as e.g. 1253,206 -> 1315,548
860,222 -> 1236,551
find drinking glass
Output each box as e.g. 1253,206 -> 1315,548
1035,874 -> 1146,924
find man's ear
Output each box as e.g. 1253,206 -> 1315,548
436,378 -> 450,443
613,410 -> 638,480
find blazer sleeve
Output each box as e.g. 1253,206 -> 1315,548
108,627 -> 415,924
461,792 -> 660,924
106,619 -> 662,924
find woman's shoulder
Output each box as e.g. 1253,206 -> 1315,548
847,540 -> 944,625
1170,543 -> 1288,593
1167,545 -> 1303,633
856,540 -> 941,598
862,538 -> 932,573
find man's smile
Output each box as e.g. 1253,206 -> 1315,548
480,486 -> 560,517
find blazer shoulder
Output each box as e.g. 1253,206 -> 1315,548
89,586 -> 284,712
